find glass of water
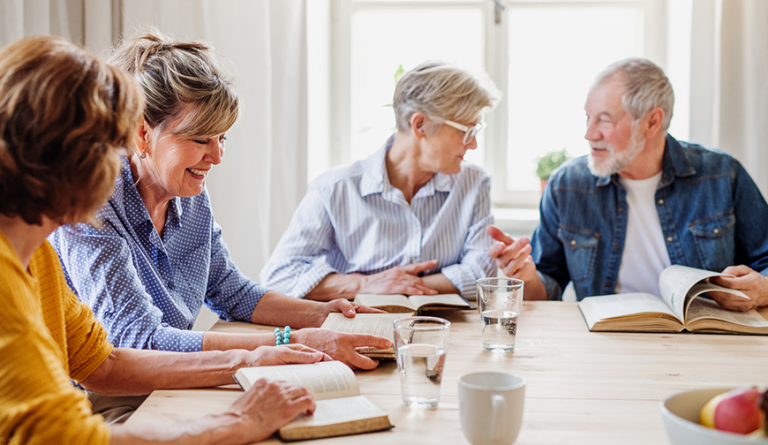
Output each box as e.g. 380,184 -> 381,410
393,316 -> 451,409
477,278 -> 523,353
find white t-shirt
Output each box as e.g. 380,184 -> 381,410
615,172 -> 671,298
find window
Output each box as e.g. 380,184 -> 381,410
310,0 -> 691,207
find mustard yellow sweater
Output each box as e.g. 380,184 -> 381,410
0,232 -> 112,444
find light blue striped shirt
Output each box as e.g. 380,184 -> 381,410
260,137 -> 495,300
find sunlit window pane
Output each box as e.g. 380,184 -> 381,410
350,8 -> 484,164
506,6 -> 643,191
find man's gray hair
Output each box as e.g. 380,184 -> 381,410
592,58 -> 674,130
393,61 -> 501,134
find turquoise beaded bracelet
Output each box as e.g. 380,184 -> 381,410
274,326 -> 292,346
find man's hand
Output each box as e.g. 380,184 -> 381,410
246,344 -> 332,367
709,265 -> 768,311
355,260 -> 439,296
226,378 -> 315,444
487,225 -> 537,281
292,329 -> 392,370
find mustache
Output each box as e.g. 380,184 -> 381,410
589,141 -> 613,150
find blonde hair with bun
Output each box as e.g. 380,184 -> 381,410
109,29 -> 240,148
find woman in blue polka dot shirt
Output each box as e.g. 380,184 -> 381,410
49,30 -> 391,371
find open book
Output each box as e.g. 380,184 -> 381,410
354,293 -> 475,313
578,265 -> 768,334
234,361 -> 393,441
321,313 -> 407,359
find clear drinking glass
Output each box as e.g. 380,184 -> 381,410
393,316 -> 451,409
477,278 -> 524,353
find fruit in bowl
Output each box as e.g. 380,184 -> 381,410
661,388 -> 768,445
700,387 -> 765,435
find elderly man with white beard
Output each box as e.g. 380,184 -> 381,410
486,58 -> 768,312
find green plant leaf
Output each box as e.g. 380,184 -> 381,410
535,148 -> 571,180
394,64 -> 404,84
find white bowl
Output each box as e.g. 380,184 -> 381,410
661,388 -> 767,445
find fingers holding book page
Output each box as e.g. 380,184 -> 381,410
234,362 -> 393,441
227,378 -> 316,444
292,327 -> 391,370
709,265 -> 768,311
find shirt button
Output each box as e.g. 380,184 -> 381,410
614,244 -> 621,250
666,236 -> 673,242
167,281 -> 175,290
605,281 -> 612,288
658,199 -> 664,204
570,240 -> 576,246
619,207 -> 625,212
713,228 -> 720,234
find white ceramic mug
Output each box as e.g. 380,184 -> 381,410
458,372 -> 526,445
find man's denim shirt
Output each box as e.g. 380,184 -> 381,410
531,134 -> 768,301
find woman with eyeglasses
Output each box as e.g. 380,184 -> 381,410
49,30 -> 390,417
261,61 -> 501,302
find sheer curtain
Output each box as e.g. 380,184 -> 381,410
120,0 -> 308,282
0,0 -> 78,47
718,0 -> 768,195
689,0 -> 768,196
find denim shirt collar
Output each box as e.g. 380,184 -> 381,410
594,134 -> 696,189
360,134 -> 456,200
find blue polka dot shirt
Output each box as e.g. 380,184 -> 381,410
49,157 -> 267,352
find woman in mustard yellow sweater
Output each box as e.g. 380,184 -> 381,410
0,36 -> 333,445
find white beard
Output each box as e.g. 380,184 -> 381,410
588,124 -> 646,177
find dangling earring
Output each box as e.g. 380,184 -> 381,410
140,152 -> 147,159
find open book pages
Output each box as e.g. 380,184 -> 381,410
234,361 -> 359,401
354,293 -> 473,313
659,265 -> 748,320
234,361 -> 393,441
579,265 -> 768,334
321,313 -> 407,358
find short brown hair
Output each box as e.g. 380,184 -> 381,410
0,36 -> 144,225
109,29 -> 240,145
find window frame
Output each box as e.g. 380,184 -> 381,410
329,0 -> 668,208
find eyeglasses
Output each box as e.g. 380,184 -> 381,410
443,119 -> 487,145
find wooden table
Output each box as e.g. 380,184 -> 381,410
127,302 -> 768,444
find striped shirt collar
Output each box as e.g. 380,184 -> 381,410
360,135 -> 457,199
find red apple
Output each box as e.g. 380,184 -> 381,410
700,387 -> 761,434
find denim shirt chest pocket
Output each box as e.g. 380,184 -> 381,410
688,211 -> 735,271
557,226 -> 600,282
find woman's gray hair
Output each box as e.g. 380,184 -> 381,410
393,61 -> 501,134
592,58 -> 674,130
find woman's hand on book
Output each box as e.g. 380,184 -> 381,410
226,378 -> 315,443
246,344 -> 332,367
354,260 -> 439,296
709,265 -> 768,311
309,298 -> 386,326
292,328 -> 392,370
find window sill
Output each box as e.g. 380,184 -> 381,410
491,207 -> 540,240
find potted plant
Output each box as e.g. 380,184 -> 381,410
536,149 -> 571,191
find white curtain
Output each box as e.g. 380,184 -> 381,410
689,0 -> 768,196
718,0 -> 768,195
0,0 -> 75,48
121,0 -> 308,283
